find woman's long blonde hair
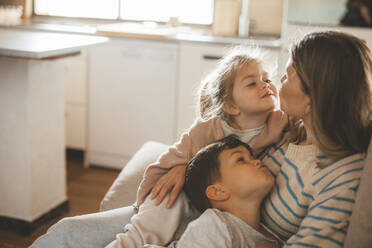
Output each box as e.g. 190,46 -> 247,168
199,46 -> 272,124
289,31 -> 372,159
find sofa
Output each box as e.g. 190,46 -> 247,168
100,140 -> 372,247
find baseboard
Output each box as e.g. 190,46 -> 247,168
0,200 -> 69,235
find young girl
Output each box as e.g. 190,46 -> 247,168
31,46 -> 287,248
136,46 -> 287,208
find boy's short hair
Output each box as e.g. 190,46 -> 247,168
183,135 -> 253,213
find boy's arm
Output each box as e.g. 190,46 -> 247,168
168,209 -> 233,248
136,117 -> 224,206
105,193 -> 198,248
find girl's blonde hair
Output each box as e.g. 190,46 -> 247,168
288,31 -> 372,159
199,46 -> 272,123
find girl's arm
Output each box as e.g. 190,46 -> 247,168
252,110 -> 288,157
136,117 -> 224,207
151,164 -> 187,208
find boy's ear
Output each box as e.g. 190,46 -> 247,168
222,101 -> 240,116
206,184 -> 230,201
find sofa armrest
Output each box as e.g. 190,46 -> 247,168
344,138 -> 372,247
100,141 -> 168,211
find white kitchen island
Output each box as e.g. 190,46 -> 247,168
0,28 -> 107,233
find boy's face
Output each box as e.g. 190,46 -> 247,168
217,145 -> 274,201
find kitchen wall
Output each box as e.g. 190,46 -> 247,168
213,0 -> 285,36
249,0 -> 284,35
288,0 -> 347,26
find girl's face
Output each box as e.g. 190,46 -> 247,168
229,61 -> 278,117
279,59 -> 310,117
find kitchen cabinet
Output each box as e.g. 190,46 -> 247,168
0,28 -> 106,226
176,41 -> 281,138
176,42 -> 227,138
63,50 -> 87,150
88,38 -> 178,169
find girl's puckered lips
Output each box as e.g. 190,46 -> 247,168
261,90 -> 274,98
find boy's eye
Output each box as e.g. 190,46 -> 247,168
246,82 -> 256,87
237,157 -> 245,162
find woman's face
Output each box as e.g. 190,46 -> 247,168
279,59 -> 311,118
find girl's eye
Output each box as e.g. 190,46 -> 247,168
246,82 -> 256,87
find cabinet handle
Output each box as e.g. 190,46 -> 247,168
202,55 -> 221,60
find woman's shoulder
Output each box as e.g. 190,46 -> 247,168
311,152 -> 365,194
316,152 -> 365,174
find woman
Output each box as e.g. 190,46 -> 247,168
148,31 -> 372,247
31,31 -> 372,248
257,31 -> 372,246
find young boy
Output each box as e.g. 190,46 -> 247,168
146,135 -> 280,248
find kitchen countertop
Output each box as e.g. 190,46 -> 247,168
0,28 -> 108,59
0,18 -> 282,48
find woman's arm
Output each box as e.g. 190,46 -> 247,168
284,172 -> 362,247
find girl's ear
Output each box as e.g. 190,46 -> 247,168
222,101 -> 240,116
206,184 -> 230,201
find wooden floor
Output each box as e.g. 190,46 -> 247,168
0,150 -> 120,248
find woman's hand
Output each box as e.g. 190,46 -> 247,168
151,165 -> 187,208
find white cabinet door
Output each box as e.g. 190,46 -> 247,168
88,39 -> 178,169
63,51 -> 87,150
66,104 -> 86,149
177,42 -> 227,138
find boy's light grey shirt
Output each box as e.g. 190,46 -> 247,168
167,208 -> 273,248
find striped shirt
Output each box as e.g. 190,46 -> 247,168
261,142 -> 365,248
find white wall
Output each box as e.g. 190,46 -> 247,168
288,0 -> 347,26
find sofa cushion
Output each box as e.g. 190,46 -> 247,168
344,138 -> 372,247
100,141 -> 168,211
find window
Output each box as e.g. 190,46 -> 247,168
34,0 -> 119,19
34,0 -> 213,25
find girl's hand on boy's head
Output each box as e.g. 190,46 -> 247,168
151,164 -> 187,208
253,110 -> 288,150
